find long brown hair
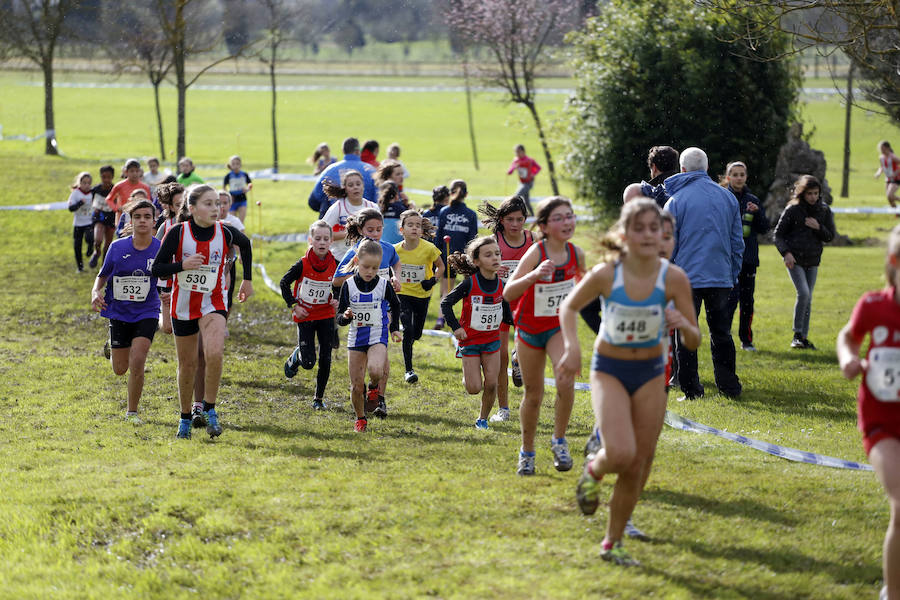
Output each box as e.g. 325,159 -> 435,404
323,170 -> 364,199
532,196 -> 574,231
479,196 -> 529,235
446,236 -> 498,276
345,208 -> 384,244
788,175 -> 820,206
374,160 -> 403,186
399,209 -> 435,240
600,198 -> 662,257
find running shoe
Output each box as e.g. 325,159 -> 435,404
191,404 -> 206,428
510,350 -> 523,387
205,408 -> 222,438
517,451 -> 536,476
575,464 -> 602,515
176,418 -> 192,439
103,340 -> 111,360
583,427 -> 603,459
88,252 -> 99,269
551,438 -> 574,471
125,412 -> 143,426
404,370 -> 418,384
489,407 -> 510,422
373,398 -> 388,419
624,519 -> 651,542
475,418 -> 489,430
312,399 -> 326,410
284,346 -> 300,378
355,417 -> 367,432
365,385 -> 380,413
601,541 -> 640,567
434,316 -> 445,330
741,343 -> 757,352
790,334 -> 805,349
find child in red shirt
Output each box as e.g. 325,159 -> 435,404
506,144 -> 541,215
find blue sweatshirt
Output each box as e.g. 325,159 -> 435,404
435,202 -> 478,255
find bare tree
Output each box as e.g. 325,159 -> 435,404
445,0 -> 577,195
0,0 -> 82,155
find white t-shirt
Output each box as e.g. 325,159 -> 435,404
322,198 -> 378,260
68,189 -> 94,227
221,213 -> 245,232
142,170 -> 169,196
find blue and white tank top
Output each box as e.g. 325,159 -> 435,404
346,276 -> 390,348
598,259 -> 669,349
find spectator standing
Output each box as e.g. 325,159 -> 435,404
641,146 -> 680,208
664,147 -> 744,399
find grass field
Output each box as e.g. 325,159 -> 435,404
1,67 -> 900,598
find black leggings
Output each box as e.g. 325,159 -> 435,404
296,317 -> 334,399
399,294 -> 431,372
73,225 -> 94,269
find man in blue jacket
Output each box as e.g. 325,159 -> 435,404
307,137 -> 377,217
664,147 -> 744,399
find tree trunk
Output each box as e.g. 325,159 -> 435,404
153,80 -> 166,160
174,2 -> 187,161
525,101 -> 558,195
463,57 -> 479,170
42,59 -> 58,156
840,63 -> 853,198
269,50 -> 279,173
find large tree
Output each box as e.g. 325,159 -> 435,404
0,0 -> 82,155
565,0 -> 800,215
445,0 -> 578,195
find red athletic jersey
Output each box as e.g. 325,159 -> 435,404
291,251 -> 337,322
171,222 -> 229,320
848,287 -> 900,438
458,274 -> 505,346
514,241 -> 579,334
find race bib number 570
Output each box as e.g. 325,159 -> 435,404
867,347 -> 900,402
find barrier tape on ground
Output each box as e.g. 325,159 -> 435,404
830,206 -> 900,214
0,127 -> 55,142
664,410 -> 872,471
0,200 -> 68,211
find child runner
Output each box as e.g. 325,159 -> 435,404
218,190 -> 246,318
377,180 -> 407,245
68,171 -> 95,273
177,157 -> 204,186
322,170 -> 378,262
105,159 -> 152,228
441,237 -> 514,429
722,161 -> 769,351
506,144 -> 542,216
142,157 -> 168,199
335,239 -> 402,432
151,184 -> 253,439
375,160 -> 410,206
434,180 -> 478,329
115,189 -> 151,238
774,175 -> 835,350
394,209 -> 444,383
560,198 -> 699,567
837,224 -> 900,600
155,182 -> 185,335
386,143 -> 410,180
422,185 -> 449,229
280,220 -> 339,410
88,165 -> 117,268
310,142 -> 337,176
223,155 -> 252,223
479,195 -> 537,421
334,208 -> 401,417
876,141 -> 900,210
90,198 -> 163,424
503,196 -> 586,475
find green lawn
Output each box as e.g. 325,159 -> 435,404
0,68 -> 899,598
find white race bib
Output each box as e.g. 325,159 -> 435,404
177,265 -> 219,294
517,167 -> 529,179
75,199 -> 92,219
112,275 -> 151,302
499,259 -> 519,283
866,347 -> 900,402
604,303 -> 664,345
351,301 -> 382,329
378,267 -> 392,279
298,278 -> 331,305
471,299 -> 502,332
534,279 -> 575,317
399,263 -> 425,283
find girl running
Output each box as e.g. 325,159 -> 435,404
441,237 -> 514,429
503,196 -> 586,475
322,170 -> 378,261
280,220 -> 339,409
223,155 -> 251,223
105,159 -> 151,227
218,190 -> 245,319
154,182 -> 185,335
422,185 -> 449,229
88,165 -> 116,269
837,224 -> 900,600
560,198 -> 699,567
876,141 -> 900,210
335,239 -> 402,432
310,142 -> 336,176
774,175 -> 835,350
151,184 -> 253,439
434,180 -> 478,329
394,209 -> 444,383
68,171 -> 95,273
90,198 -> 163,424
377,180 -> 408,245
334,208 -> 401,417
479,195 -> 537,421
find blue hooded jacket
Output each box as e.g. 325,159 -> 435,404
307,154 -> 377,217
663,171 -> 744,288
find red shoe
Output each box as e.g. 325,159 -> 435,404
355,417 -> 367,432
365,386 -> 380,413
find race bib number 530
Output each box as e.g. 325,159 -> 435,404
177,265 -> 218,294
